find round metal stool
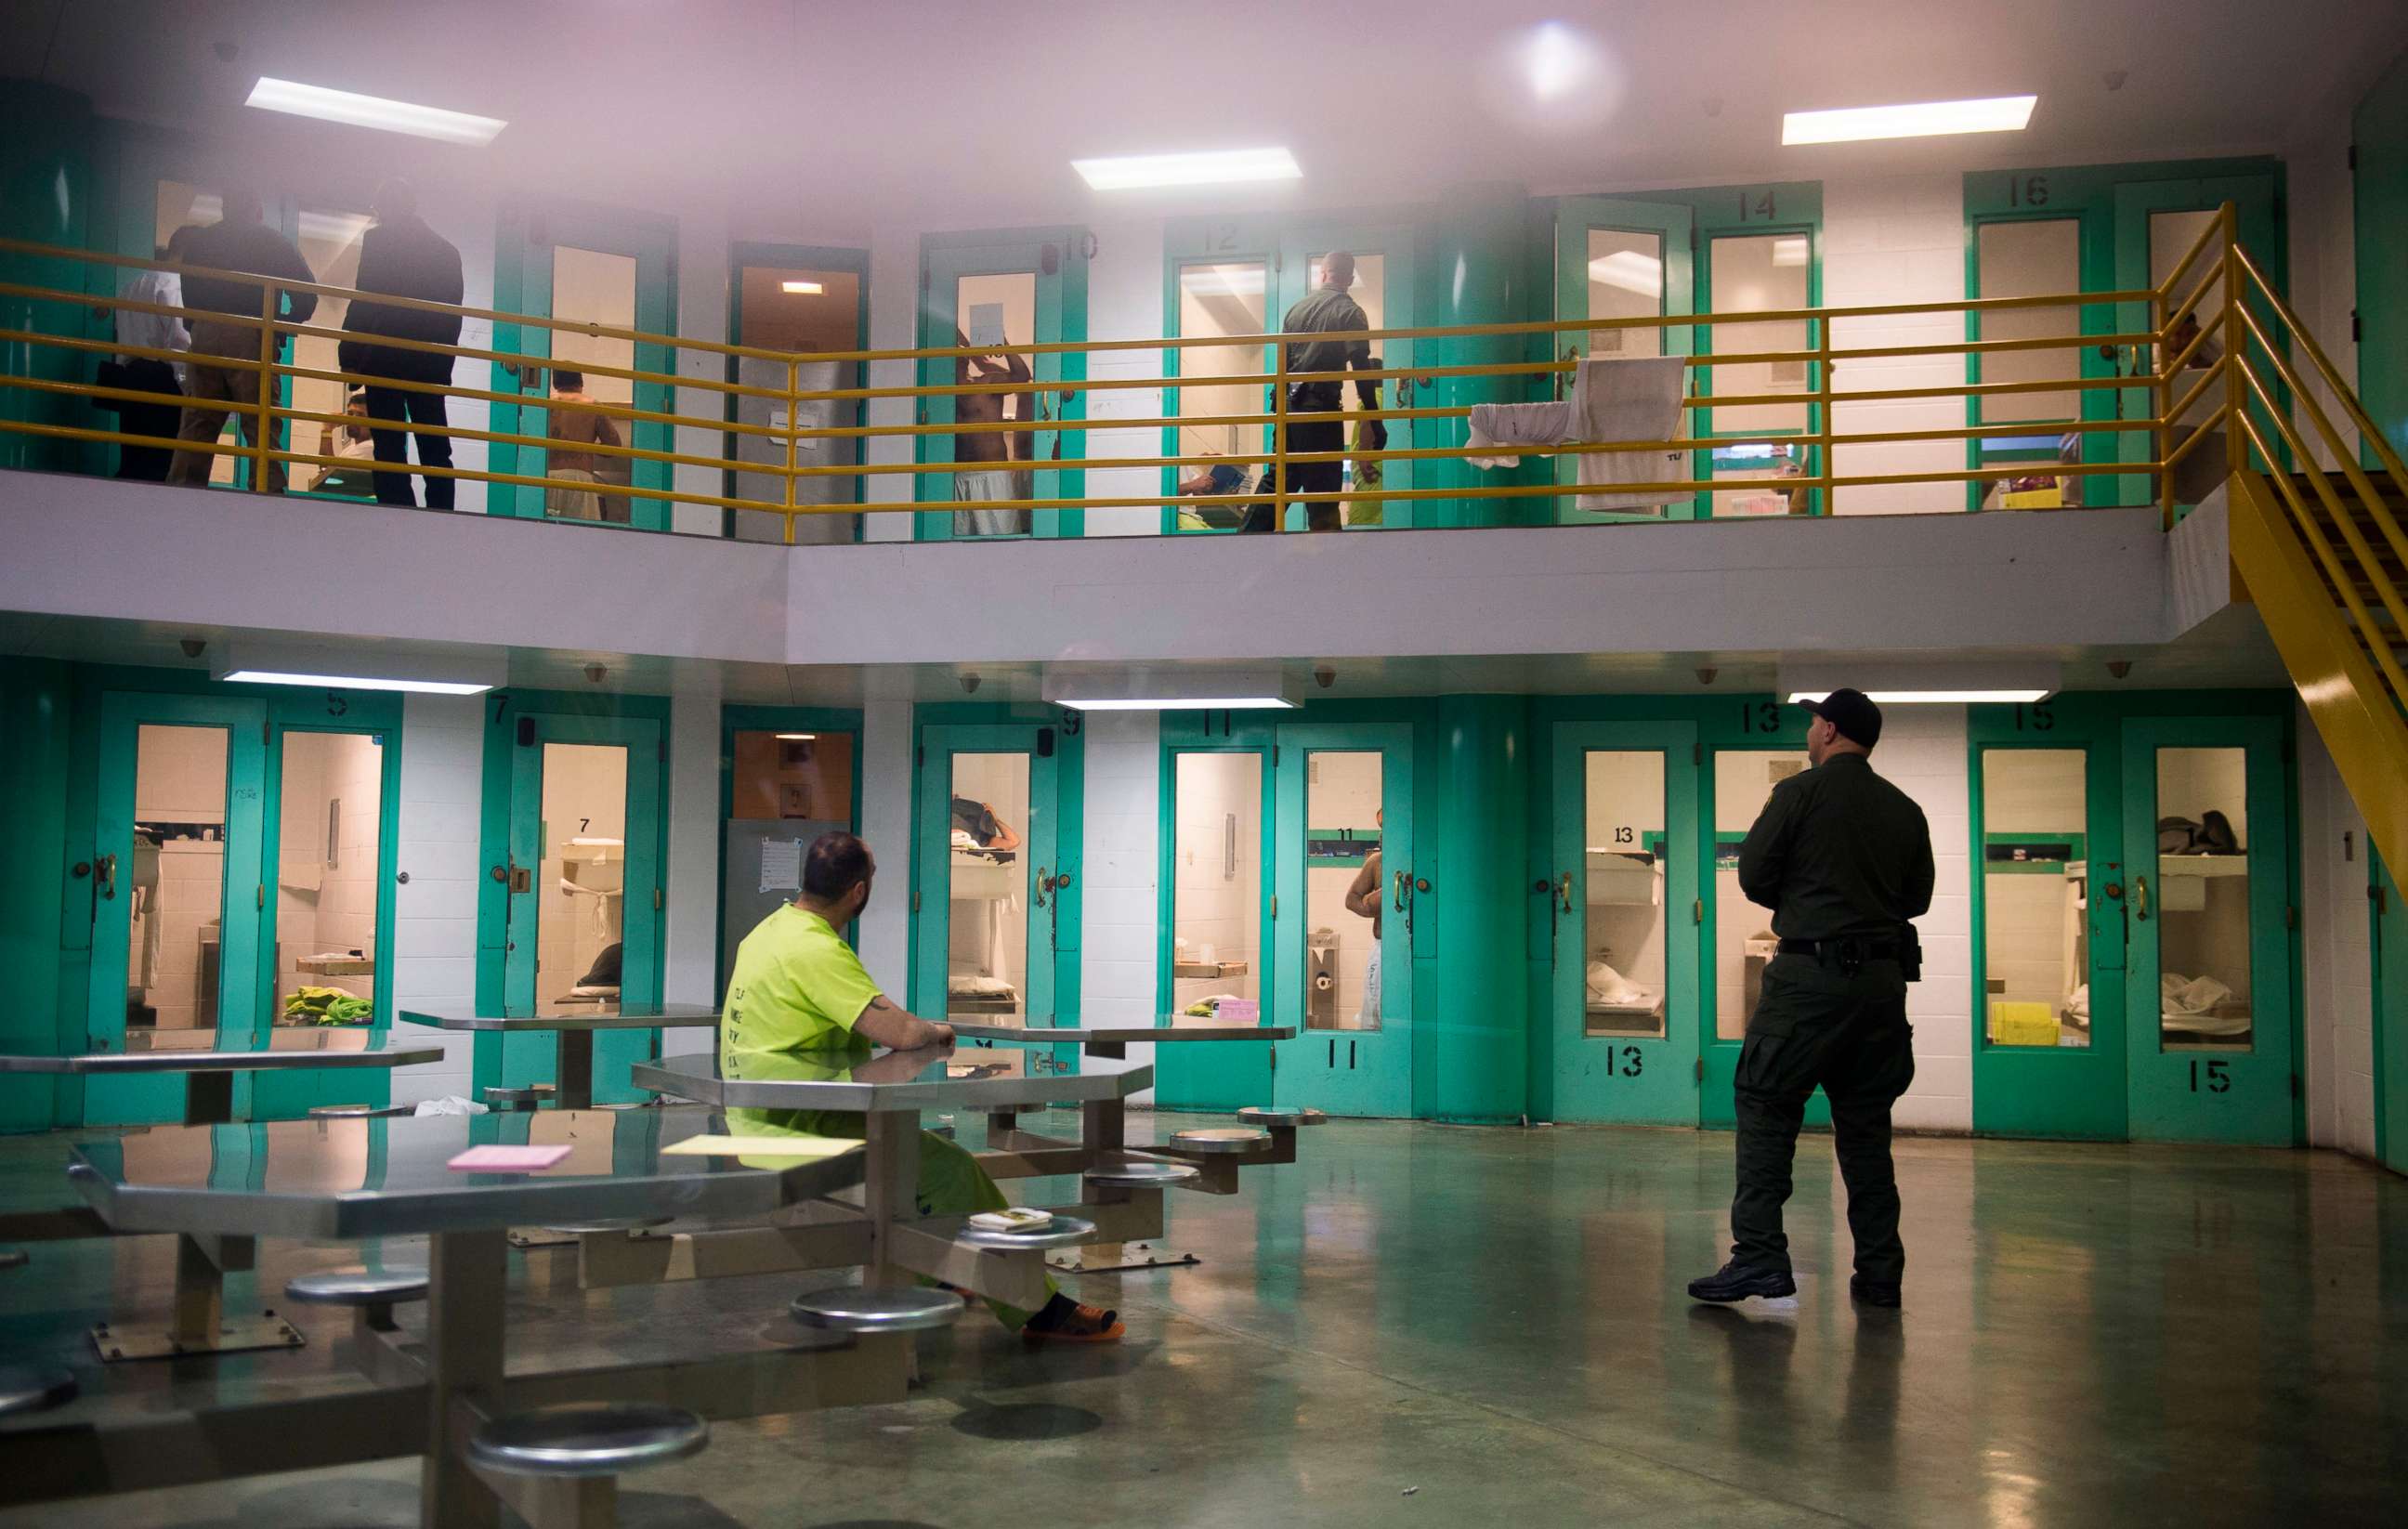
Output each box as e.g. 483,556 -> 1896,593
1237,1105 -> 1327,1127
952,1212 -> 1099,1250
790,1285 -> 965,1334
0,1249 -> 29,1273
466,1402 -> 708,1479
308,1103 -> 415,1119
1170,1127 -> 1270,1155
481,1085 -> 543,1112
0,1365 -> 76,1418
285,1265 -> 429,1333
1083,1159 -> 1200,1188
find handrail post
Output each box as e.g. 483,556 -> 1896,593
1811,310 -> 1833,516
2154,271 -> 2174,529
2221,204 -> 2244,486
254,280 -> 277,493
782,357 -> 800,547
1270,335 -> 1288,533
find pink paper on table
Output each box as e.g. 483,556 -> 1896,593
447,1144 -> 573,1173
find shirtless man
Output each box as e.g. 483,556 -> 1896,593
952,326 -> 1037,537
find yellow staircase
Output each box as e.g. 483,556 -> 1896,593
2211,221 -> 2408,875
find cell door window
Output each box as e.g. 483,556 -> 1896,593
1979,750 -> 2090,1049
1171,753 -> 1263,1021
272,731 -> 385,1030
947,753 -> 1031,1023
2152,209 -> 2228,500
543,246 -> 638,524
537,743 -> 629,1006
1302,751 -> 1384,1033
1715,750 -> 1810,1039
288,205 -> 373,500
1705,235 -> 1812,516
949,272 -> 1040,538
2149,747 -> 2254,1054
1972,219 -> 2086,508
1582,751 -> 1669,1039
1171,262 -> 1269,532
723,729 -> 857,981
1584,229 -> 1668,359
729,262 -> 862,545
127,725 -> 234,1047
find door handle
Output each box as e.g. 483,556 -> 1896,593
1033,866 -> 1052,908
96,853 -> 117,899
1557,871 -> 1574,915
1393,869 -> 1408,912
2133,873 -> 2150,921
507,861 -> 532,895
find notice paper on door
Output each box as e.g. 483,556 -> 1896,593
759,837 -> 802,894
447,1144 -> 573,1173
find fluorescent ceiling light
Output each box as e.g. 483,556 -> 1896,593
775,732 -> 818,740
1587,249 -> 1663,297
1061,696 -> 1298,712
1072,147 -> 1301,191
1788,689 -> 2053,705
779,280 -> 824,295
221,670 -> 492,696
1043,666 -> 1301,712
245,76 -> 507,147
1782,95 -> 2035,146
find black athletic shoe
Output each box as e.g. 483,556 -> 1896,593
1849,1275 -> 1902,1308
1686,1261 -> 1798,1302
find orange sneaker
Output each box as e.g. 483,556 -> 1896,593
1022,1301 -> 1123,1344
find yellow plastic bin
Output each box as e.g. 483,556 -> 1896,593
1990,1000 -> 2060,1047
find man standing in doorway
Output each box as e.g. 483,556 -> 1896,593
1250,252 -> 1388,533
1342,809 -> 1384,1026
951,326 -> 1037,537
1689,688 -> 1932,1309
342,178 -> 465,508
167,189 -> 319,492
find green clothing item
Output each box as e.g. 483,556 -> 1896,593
1735,753 -> 1935,943
721,905 -> 883,1061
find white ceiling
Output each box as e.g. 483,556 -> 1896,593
7,0 -> 2404,233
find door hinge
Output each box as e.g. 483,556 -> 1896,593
1694,898 -> 1704,926
654,887 -> 664,910
261,721 -> 270,745
910,890 -> 921,914
1268,1048 -> 1276,1070
659,739 -> 666,763
2374,884 -> 2389,914
1695,1057 -> 1705,1082
915,745 -> 924,767
2291,1074 -> 2302,1099
2352,310 -> 2362,343
256,883 -> 265,909
1272,745 -> 1281,766
1269,894 -> 1278,920
1693,741 -> 1703,765
2285,905 -> 2298,931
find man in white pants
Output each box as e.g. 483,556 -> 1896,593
1343,810 -> 1385,1026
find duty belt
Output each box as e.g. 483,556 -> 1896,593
1776,937 -> 1902,962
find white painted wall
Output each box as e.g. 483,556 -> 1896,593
855,699 -> 915,990
1079,711 -> 1161,1100
1822,174 -> 1971,516
662,687 -> 722,1005
1879,708 -> 1976,1131
2297,707 -> 2377,1157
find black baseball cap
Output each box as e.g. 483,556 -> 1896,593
1799,688 -> 1883,749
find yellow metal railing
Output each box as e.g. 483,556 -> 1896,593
0,220 -> 2336,536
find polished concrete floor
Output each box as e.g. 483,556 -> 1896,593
3,1113 -> 2405,1527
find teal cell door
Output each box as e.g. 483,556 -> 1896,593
2120,715 -> 2296,1144
1272,724 -> 1414,1117
1155,743 -> 1276,1111
913,724 -> 1079,1072
2112,173 -> 2284,508
1967,733 -> 2131,1141
1702,739 -> 1826,1131
84,692 -> 269,1125
1552,197 -> 1697,523
1545,721 -> 1702,1123
2374,853 -> 2407,1175
916,233 -> 1088,542
490,712 -> 664,1104
1271,221 -> 1416,529
491,201 -> 679,529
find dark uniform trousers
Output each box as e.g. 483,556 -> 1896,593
1732,951 -> 1917,1283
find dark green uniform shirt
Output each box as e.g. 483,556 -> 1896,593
1736,752 -> 1934,942
1279,286 -> 1374,409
